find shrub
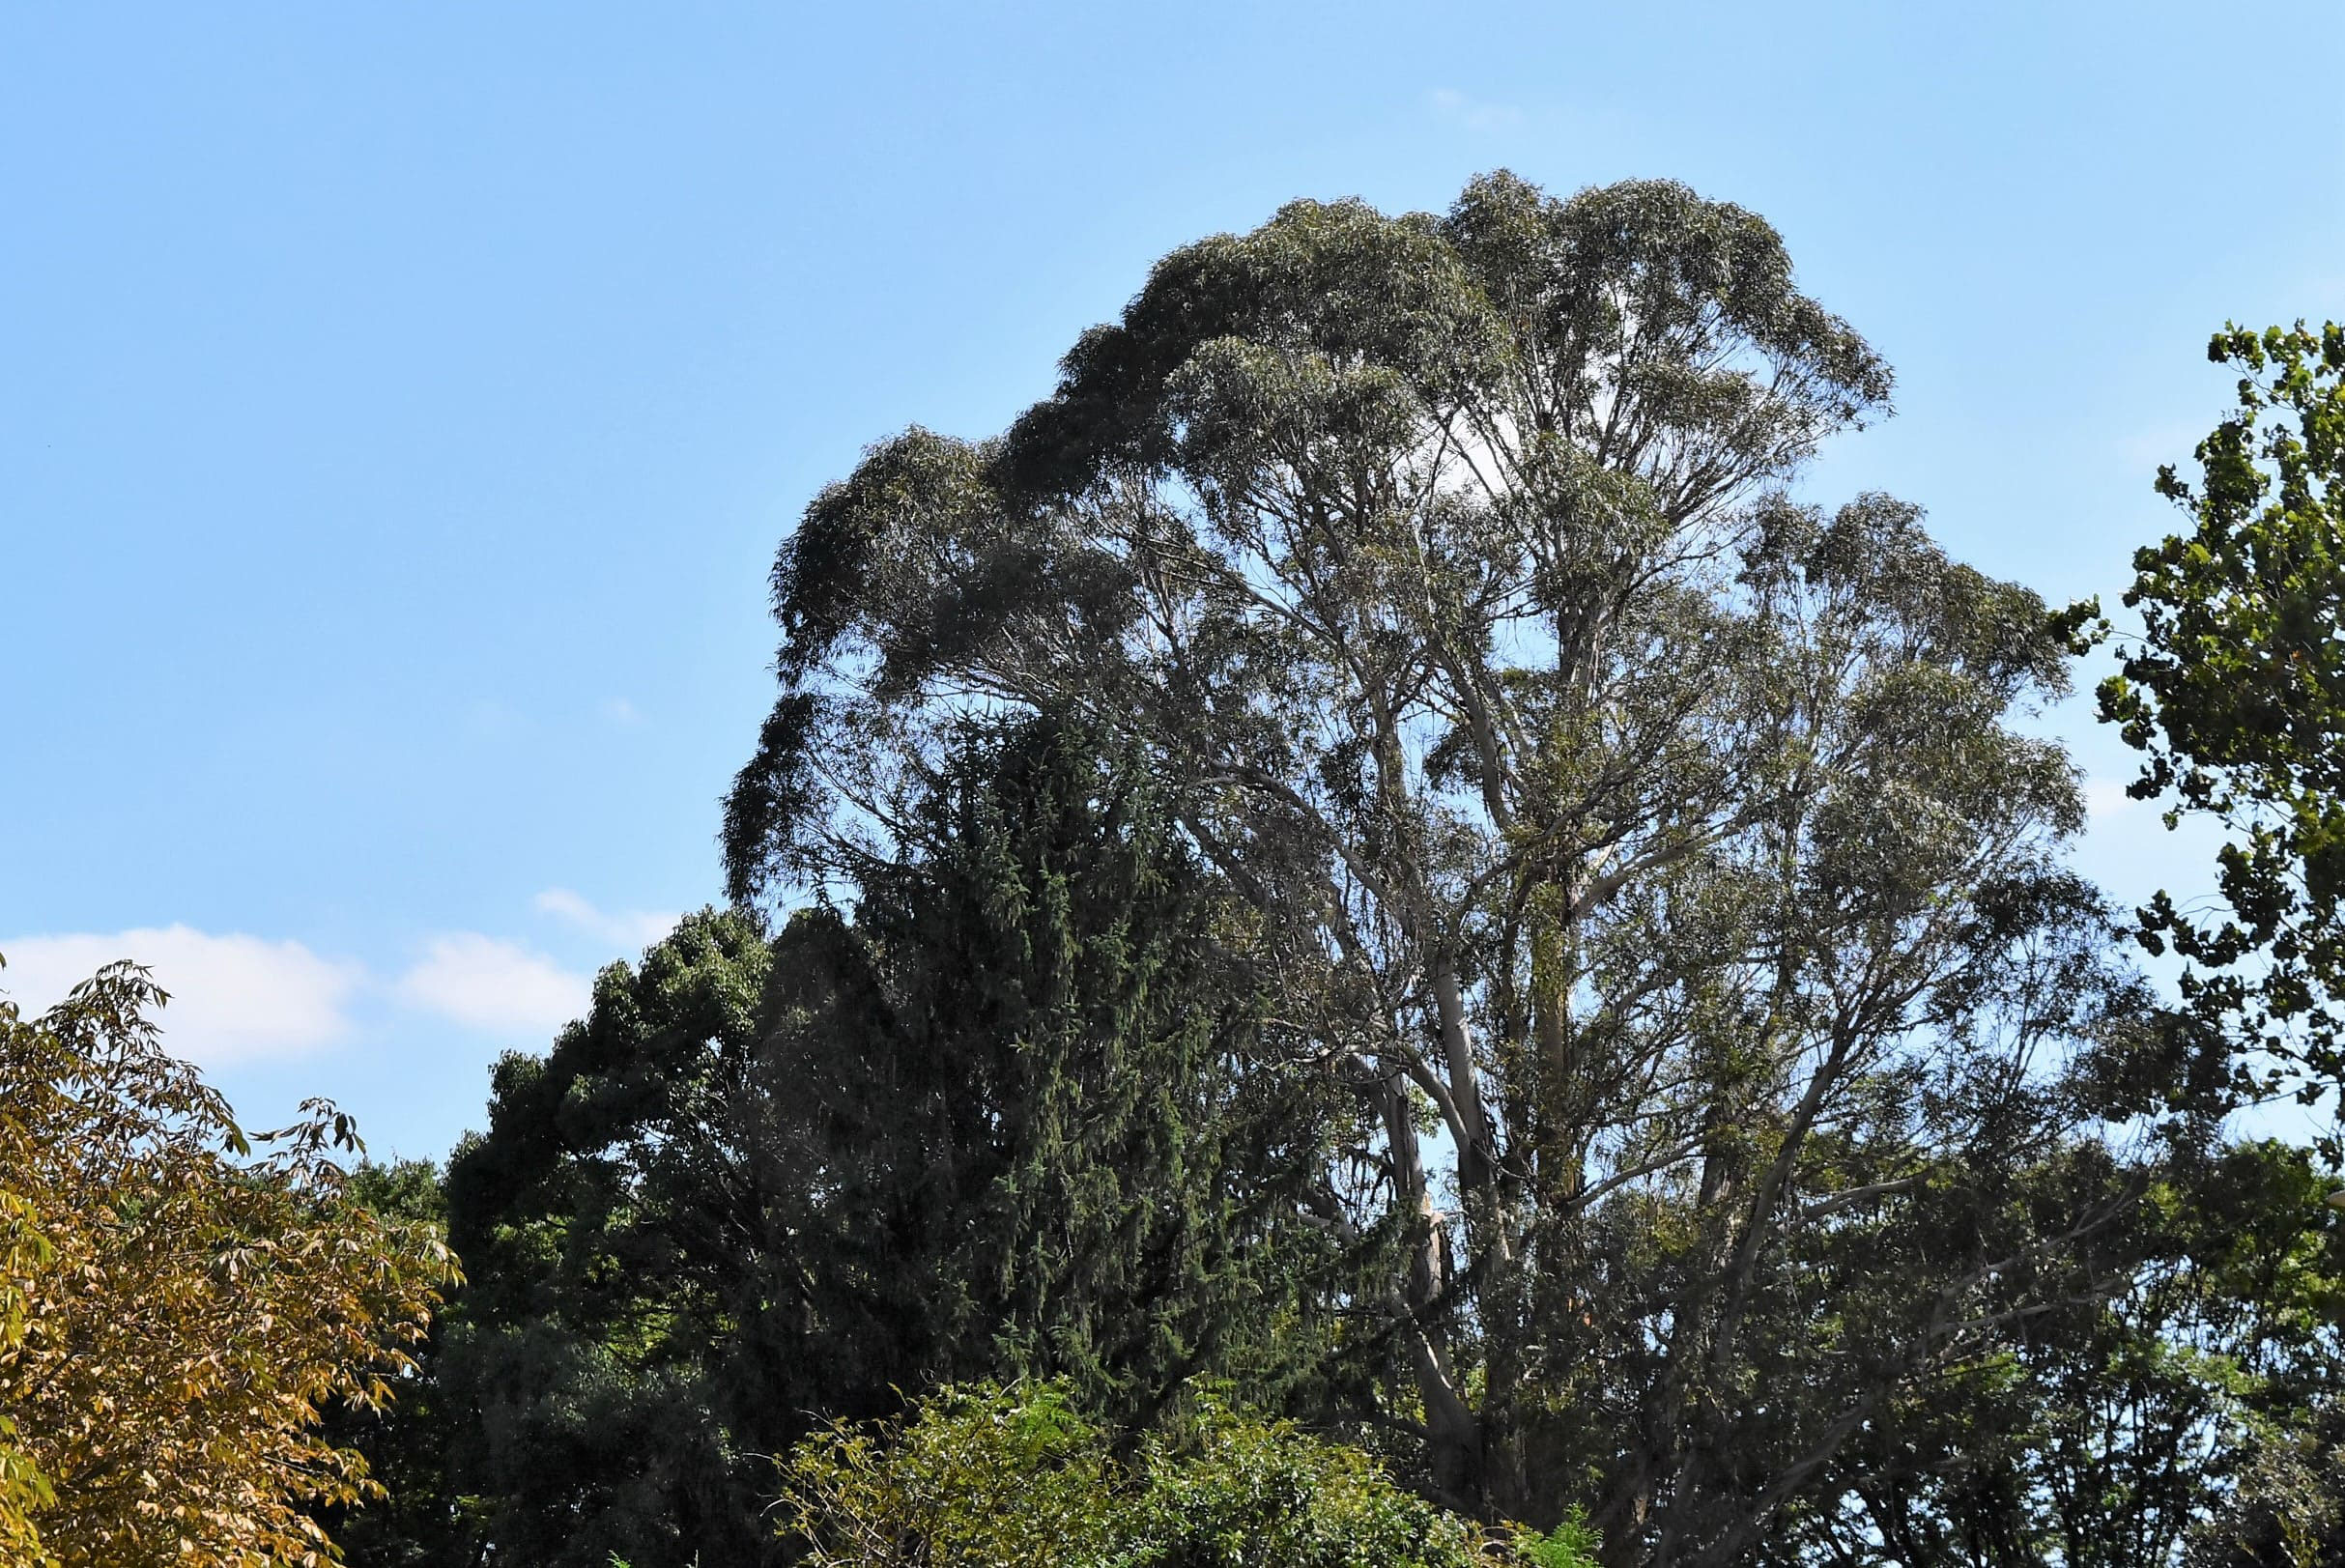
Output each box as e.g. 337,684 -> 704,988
780,1383 -> 1594,1568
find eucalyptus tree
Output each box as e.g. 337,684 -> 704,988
725,173 -> 2121,1558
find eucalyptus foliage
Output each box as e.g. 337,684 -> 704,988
724,171 -> 2148,1561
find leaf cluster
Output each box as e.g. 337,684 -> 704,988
0,955 -> 455,1567
2101,322 -> 2345,1126
782,1381 -> 1594,1568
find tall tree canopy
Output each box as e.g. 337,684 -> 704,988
2101,322 -> 2345,1146
0,956 -> 452,1568
723,171 -> 2193,1561
430,719 -> 1357,1566
284,184 -> 2340,1568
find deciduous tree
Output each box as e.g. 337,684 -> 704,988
0,1190 -> 54,1562
0,955 -> 453,1568
2100,322 -> 2345,1148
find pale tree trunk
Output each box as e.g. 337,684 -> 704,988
1378,1075 -> 1484,1507
1430,954 -> 1541,1517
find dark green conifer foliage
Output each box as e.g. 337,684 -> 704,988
762,716 -> 1360,1430
364,719 -> 1354,1567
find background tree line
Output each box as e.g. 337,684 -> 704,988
7,174 -> 2344,1567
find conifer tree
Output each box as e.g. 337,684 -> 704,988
761,716 -> 1361,1429
421,718 -> 1355,1566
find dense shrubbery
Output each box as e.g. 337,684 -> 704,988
782,1382 -> 1595,1568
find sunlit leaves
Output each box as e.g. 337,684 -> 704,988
781,1382 -> 1590,1568
0,955 -> 455,1567
2101,322 -> 2345,1144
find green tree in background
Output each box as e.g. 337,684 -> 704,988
436,907 -> 777,1566
722,170 -> 2170,1560
2101,323 -> 2345,1148
1784,1138 -> 2344,1566
308,1160 -> 482,1568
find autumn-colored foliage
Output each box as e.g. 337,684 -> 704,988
0,1189 -> 54,1559
0,955 -> 456,1568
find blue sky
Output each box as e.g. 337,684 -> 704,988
5,2 -> 2342,1161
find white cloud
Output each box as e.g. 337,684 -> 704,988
395,934 -> 589,1037
3,898 -> 662,1066
534,888 -> 678,951
1428,87 -> 1524,132
601,696 -> 643,726
0,926 -> 362,1068
2083,778 -> 2140,820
